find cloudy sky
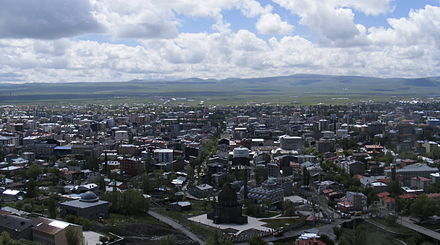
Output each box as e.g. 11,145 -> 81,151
0,0 -> 439,83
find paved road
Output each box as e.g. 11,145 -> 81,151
397,216 -> 440,241
263,219 -> 344,243
148,210 -> 205,245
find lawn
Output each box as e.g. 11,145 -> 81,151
339,223 -> 403,245
261,217 -> 306,230
152,201 -> 217,240
372,217 -> 415,234
102,213 -> 168,227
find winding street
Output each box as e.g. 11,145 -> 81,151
148,210 -> 205,245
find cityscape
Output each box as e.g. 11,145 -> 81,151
1,1 -> 440,245
2,101 -> 440,244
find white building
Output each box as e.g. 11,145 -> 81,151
154,149 -> 174,163
114,131 -> 129,141
233,147 -> 250,158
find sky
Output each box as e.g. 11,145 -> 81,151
0,0 -> 440,83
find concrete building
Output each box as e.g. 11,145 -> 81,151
114,131 -> 129,142
341,160 -> 365,175
232,147 -> 250,158
248,178 -> 284,205
32,218 -> 83,245
60,191 -> 109,220
267,163 -> 280,178
386,163 -> 439,185
279,135 -> 303,151
154,149 -> 174,163
316,138 -> 335,153
0,212 -> 35,240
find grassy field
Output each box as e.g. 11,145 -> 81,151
1,74 -> 439,105
372,217 -> 416,234
260,217 -> 306,230
339,223 -> 403,245
151,200 -> 217,240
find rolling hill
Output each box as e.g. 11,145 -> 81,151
0,74 -> 439,104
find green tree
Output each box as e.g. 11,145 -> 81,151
206,232 -> 233,245
65,226 -> 84,245
302,167 -> 310,186
47,197 -> 58,218
159,235 -> 176,245
248,236 -> 268,245
410,194 -> 439,219
333,227 -> 343,241
354,224 -> 367,245
386,214 -> 397,225
26,163 -> 41,179
26,180 -> 37,198
102,189 -> 149,215
65,215 -> 95,230
85,156 -> 99,171
364,187 -> 379,206
320,234 -> 335,245
97,176 -> 106,192
282,200 -> 296,216
389,181 -> 401,196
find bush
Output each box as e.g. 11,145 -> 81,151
386,214 -> 397,225
65,215 -> 95,230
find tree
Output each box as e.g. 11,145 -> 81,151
333,227 -> 343,241
248,236 -> 268,245
386,214 -> 397,225
65,226 -> 84,245
85,156 -> 99,171
364,187 -> 379,206
206,232 -> 233,245
26,180 -> 37,198
282,200 -> 296,216
102,189 -> 149,215
389,180 -> 401,196
159,235 -> 176,245
97,176 -> 106,192
410,194 -> 439,219
65,215 -> 95,230
354,224 -> 367,245
254,167 -> 268,186
47,197 -> 58,219
245,200 -> 266,218
320,234 -> 335,245
26,163 -> 41,179
302,167 -> 310,186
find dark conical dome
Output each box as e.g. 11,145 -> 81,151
80,191 -> 99,202
218,183 -> 238,206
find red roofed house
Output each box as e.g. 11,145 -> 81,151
410,176 -> 431,190
377,192 -> 395,210
399,193 -> 418,200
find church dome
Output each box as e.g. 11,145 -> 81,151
80,191 -> 99,202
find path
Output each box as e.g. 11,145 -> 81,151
148,210 -> 205,245
397,216 -> 440,242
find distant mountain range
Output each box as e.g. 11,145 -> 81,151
1,74 -> 440,104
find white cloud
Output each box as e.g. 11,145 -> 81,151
331,0 -> 394,16
90,0 -> 179,39
256,13 -> 294,35
0,1 -> 439,83
272,0 -> 369,46
368,5 -> 440,48
0,0 -> 103,39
